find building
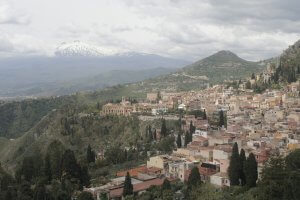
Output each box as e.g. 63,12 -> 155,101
147,93 -> 159,102
210,172 -> 230,187
101,97 -> 134,116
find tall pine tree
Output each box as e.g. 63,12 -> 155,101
244,153 -> 258,188
189,121 -> 195,134
228,142 -> 241,186
161,118 -> 167,137
44,154 -> 52,183
187,167 -> 201,190
203,110 -> 207,120
176,133 -> 182,148
219,110 -> 225,128
239,149 -> 246,186
123,172 -> 133,197
162,178 -> 171,191
87,145 -> 95,163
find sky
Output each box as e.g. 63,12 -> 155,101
0,0 -> 300,61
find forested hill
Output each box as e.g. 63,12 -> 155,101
0,97 -> 72,138
273,39 -> 300,83
0,84 -> 142,139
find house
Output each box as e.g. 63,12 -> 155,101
147,155 -> 170,171
213,145 -> 232,160
210,172 -> 230,187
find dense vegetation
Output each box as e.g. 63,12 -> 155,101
0,97 -> 71,138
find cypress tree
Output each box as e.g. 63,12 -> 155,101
184,131 -> 191,147
161,118 -> 167,137
228,142 -> 241,186
148,126 -> 153,142
44,154 -> 52,183
79,165 -> 91,187
219,110 -> 225,128
87,145 -> 95,163
244,153 -> 258,188
78,191 -> 94,200
189,121 -> 195,134
153,129 -> 157,141
162,178 -> 171,191
123,172 -> 133,197
18,181 -> 33,200
239,149 -> 246,186
246,80 -> 251,89
33,184 -> 52,200
176,133 -> 182,148
61,149 -> 80,179
187,167 -> 201,189
203,110 -> 207,120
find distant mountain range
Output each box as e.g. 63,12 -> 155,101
0,41 -> 190,98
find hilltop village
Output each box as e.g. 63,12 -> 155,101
85,76 -> 300,199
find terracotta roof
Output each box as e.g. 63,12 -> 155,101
116,165 -> 147,177
109,178 -> 165,198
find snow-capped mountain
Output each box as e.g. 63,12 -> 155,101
55,41 -> 113,57
55,41 -> 150,57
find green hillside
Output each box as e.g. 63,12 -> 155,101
182,50 -> 265,83
273,40 -> 300,83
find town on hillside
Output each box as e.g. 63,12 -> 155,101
84,77 -> 300,199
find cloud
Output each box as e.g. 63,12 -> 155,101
0,2 -> 30,25
0,0 -> 300,61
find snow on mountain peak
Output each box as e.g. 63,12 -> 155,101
55,41 -> 153,58
55,41 -> 113,57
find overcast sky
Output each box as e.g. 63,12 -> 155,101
0,0 -> 300,61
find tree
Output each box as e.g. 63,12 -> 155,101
79,165 -> 91,187
46,140 -> 65,179
184,131 -> 192,147
228,142 -> 241,186
5,187 -> 17,200
284,149 -> 300,199
244,153 -> 257,188
153,129 -> 157,141
17,157 -> 35,182
78,191 -> 94,200
161,118 -> 168,137
258,156 -> 286,200
176,133 -> 182,148
239,149 -> 246,186
251,73 -> 255,80
87,144 -> 95,163
56,190 -> 70,200
61,149 -> 81,180
203,110 -> 207,120
33,184 -> 52,200
189,121 -> 195,134
17,181 -> 33,200
147,126 -> 153,142
219,110 -> 226,128
187,167 -> 201,189
44,154 -> 52,183
246,80 -> 251,89
123,172 -> 133,197
285,149 -> 300,170
162,178 -> 171,191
